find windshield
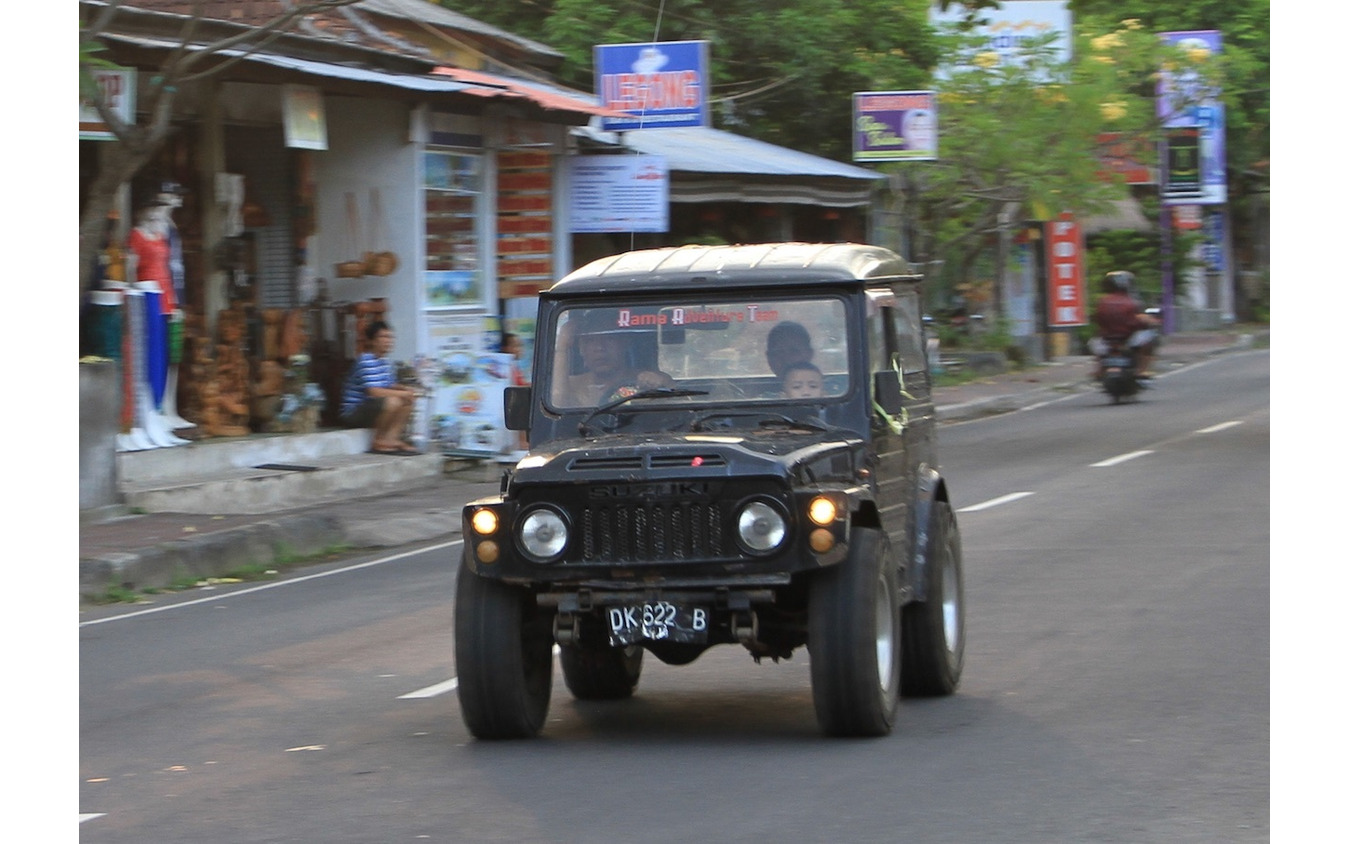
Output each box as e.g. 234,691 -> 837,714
545,296 -> 851,410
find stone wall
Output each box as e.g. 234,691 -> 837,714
80,361 -> 122,512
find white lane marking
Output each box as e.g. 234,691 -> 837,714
398,678 -> 458,699
958,491 -> 1035,513
1197,420 -> 1243,434
1091,450 -> 1154,468
80,539 -> 465,627
80,814 -> 106,824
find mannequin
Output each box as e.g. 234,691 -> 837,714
156,184 -> 192,429
122,202 -> 187,448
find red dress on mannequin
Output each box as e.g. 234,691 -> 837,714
128,225 -> 176,313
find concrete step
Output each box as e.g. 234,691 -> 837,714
116,430 -> 448,515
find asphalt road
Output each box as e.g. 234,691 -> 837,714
78,351 -> 1271,843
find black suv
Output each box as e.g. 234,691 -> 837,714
456,243 -> 964,738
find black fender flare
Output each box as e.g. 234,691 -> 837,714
909,466 -> 950,602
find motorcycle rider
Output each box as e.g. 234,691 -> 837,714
1090,270 -> 1159,380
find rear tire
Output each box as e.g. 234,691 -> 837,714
901,501 -> 965,696
560,643 -> 643,700
808,527 -> 902,737
454,559 -> 553,739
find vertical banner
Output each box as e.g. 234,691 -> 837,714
497,149 -> 555,299
595,41 -> 709,130
1045,214 -> 1087,327
852,91 -> 938,162
1158,31 -> 1225,205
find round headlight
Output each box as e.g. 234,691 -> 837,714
518,507 -> 568,561
471,508 -> 499,536
737,500 -> 787,554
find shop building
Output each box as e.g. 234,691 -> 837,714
80,1 -> 885,499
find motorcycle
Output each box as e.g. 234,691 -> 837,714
1096,340 -> 1143,404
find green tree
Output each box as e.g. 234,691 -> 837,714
1073,0 -> 1270,274
440,0 -> 938,161
900,16 -> 1218,316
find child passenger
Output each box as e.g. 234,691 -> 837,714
782,361 -> 825,399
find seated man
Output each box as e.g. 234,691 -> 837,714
340,320 -> 421,454
556,319 -> 672,406
782,361 -> 825,399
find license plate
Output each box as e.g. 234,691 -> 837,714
607,601 -> 709,646
1103,356 -> 1131,368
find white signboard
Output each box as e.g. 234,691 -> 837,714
566,155 -> 669,233
283,84 -> 328,150
80,69 -> 136,140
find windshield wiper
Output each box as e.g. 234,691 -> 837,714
684,410 -> 831,433
578,387 -> 709,436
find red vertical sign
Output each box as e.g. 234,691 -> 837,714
1045,214 -> 1087,327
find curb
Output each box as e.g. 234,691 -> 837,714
936,378 -> 1089,423
80,512 -> 342,598
79,509 -> 466,601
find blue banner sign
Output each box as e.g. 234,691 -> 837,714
1158,31 -> 1226,205
594,41 -> 710,131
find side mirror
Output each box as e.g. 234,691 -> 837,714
873,370 -> 904,415
504,386 -> 531,431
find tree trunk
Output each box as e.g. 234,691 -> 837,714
79,129 -> 173,306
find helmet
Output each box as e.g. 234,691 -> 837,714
1104,270 -> 1134,293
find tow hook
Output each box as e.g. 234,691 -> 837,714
732,610 -> 759,646
553,611 -> 580,646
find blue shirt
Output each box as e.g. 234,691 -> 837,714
341,353 -> 396,415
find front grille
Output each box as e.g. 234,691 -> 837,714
570,453 -> 728,471
580,501 -> 731,564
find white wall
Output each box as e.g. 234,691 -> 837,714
310,96 -> 423,363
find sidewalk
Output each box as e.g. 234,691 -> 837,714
78,329 -> 1262,601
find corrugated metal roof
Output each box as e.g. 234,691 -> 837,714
99,33 -> 610,119
357,0 -> 563,61
113,0 -> 564,65
234,49 -> 477,93
576,125 -> 883,182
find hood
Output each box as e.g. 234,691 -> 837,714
508,429 -> 865,488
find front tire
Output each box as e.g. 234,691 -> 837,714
902,501 -> 965,696
454,559 -> 554,739
808,527 -> 902,737
560,643 -> 643,700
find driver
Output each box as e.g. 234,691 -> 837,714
1090,270 -> 1159,379
557,316 -> 672,406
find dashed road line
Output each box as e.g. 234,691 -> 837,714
1091,450 -> 1154,468
80,814 -> 106,824
398,678 -> 458,699
958,491 -> 1035,513
1196,420 -> 1243,434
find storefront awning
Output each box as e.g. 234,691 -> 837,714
574,125 -> 884,207
431,66 -> 628,119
